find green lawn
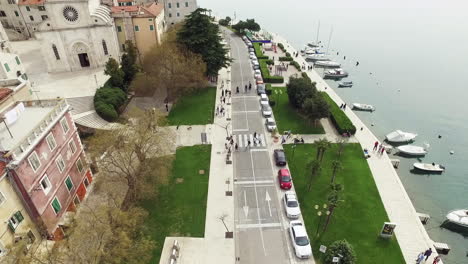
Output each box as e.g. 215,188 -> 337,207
141,145 -> 211,263
270,86 -> 324,134
167,87 -> 216,125
283,144 -> 404,264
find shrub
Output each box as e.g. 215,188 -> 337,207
259,59 -> 284,83
94,101 -> 118,122
269,100 -> 276,107
324,240 -> 357,264
321,92 -> 356,135
94,86 -> 127,122
279,56 -> 293,61
277,43 -> 286,52
253,43 -> 269,59
265,84 -> 272,95
290,61 -> 301,71
264,59 -> 274,65
285,52 -> 291,57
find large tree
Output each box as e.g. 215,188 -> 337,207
302,94 -> 330,125
232,19 -> 261,32
177,8 -> 230,76
104,58 -> 125,90
121,41 -> 139,84
132,28 -> 207,100
286,77 -> 316,108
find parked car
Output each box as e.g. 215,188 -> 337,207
255,76 -> 263,84
274,149 -> 286,166
278,169 -> 292,190
250,54 -> 257,60
260,101 -> 272,117
259,93 -> 269,102
283,191 -> 301,219
289,220 -> 312,259
249,47 -> 255,53
257,84 -> 266,95
265,118 -> 277,132
254,69 -> 262,79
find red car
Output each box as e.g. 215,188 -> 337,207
278,169 -> 292,189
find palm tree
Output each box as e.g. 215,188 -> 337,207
307,159 -> 321,191
337,139 -> 347,157
330,160 -> 342,184
314,138 -> 332,162
322,184 -> 344,233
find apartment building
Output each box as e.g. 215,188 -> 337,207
163,0 -> 196,25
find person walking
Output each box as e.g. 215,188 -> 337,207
249,82 -> 252,90
221,90 -> 224,97
236,86 -> 239,93
373,141 -> 379,151
424,248 -> 432,261
247,140 -> 251,150
253,131 -> 257,138
380,146 -> 385,155
245,85 -> 247,93
415,252 -> 425,264
223,97 -> 226,104
216,106 -> 219,116
165,103 -> 169,112
235,143 -> 238,151
432,256 -> 440,264
377,144 -> 383,153
343,103 -> 347,110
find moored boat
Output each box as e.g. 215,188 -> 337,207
338,81 -> 353,87
352,103 -> 375,112
446,209 -> 468,228
413,162 -> 445,172
314,61 -> 341,68
385,130 -> 418,143
305,54 -> 330,62
323,69 -> 348,79
396,145 -> 428,156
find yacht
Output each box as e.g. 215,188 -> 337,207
385,130 -> 417,143
314,61 -> 341,68
323,69 -> 348,79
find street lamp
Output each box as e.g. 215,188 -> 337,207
314,204 -> 330,237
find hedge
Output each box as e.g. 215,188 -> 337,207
265,83 -> 273,95
259,59 -> 284,83
301,72 -> 312,83
279,56 -> 293,61
253,43 -> 269,59
321,92 -> 356,135
265,59 -> 274,65
94,85 -> 127,122
277,43 -> 286,52
290,61 -> 301,71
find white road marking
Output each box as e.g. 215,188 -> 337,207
233,128 -> 249,132
238,134 -> 243,147
250,149 -> 268,152
235,180 -> 274,185
260,134 -> 266,146
249,143 -> 267,255
265,191 -> 272,217
232,110 -> 259,114
236,223 -> 282,229
243,190 -> 249,218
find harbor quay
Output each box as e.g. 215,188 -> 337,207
270,32 -> 442,263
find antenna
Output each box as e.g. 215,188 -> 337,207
326,26 -> 333,54
315,20 -> 320,44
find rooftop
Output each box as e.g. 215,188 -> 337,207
111,2 -> 163,17
0,88 -> 13,101
18,0 -> 45,6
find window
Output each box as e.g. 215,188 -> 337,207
14,11 -> 19,17
148,18 -> 152,21
168,13 -> 172,17
0,11 -> 6,17
15,56 -> 20,65
102,40 -> 108,55
46,133 -> 57,151
60,117 -> 69,133
84,177 -> 89,188
29,15 -> 34,21
76,157 -> 84,173
52,44 -> 60,60
185,1 -> 188,7
26,6 -> 30,11
38,6 -> 45,11
168,3 -> 171,8
117,25 -> 122,32
4,63 -> 10,72
134,25 -> 139,32
56,155 -> 65,173
68,139 -> 76,154
176,2 -> 179,8
8,211 -> 24,231
0,191 -> 6,205
65,176 -> 74,191
40,175 -> 52,194
51,197 -> 61,214
27,230 -> 36,243
28,151 -> 41,172
41,15 -> 48,21
73,195 -> 81,206
149,25 -> 154,31
177,12 -> 180,17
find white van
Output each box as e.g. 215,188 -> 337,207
260,93 -> 269,103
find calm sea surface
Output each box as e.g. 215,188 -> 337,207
199,0 -> 468,262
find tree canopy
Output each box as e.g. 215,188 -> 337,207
287,76 -> 330,122
218,16 -> 231,26
324,239 -> 357,264
232,19 -> 261,32
177,8 -> 230,76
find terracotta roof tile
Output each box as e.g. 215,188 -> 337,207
111,5 -> 139,13
18,0 -> 45,6
143,2 -> 163,17
0,88 -> 13,101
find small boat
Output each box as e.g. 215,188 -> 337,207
413,162 -> 445,172
305,54 -> 330,62
307,41 -> 320,48
385,130 -> 418,143
352,103 -> 375,112
314,61 -> 341,68
446,209 -> 468,228
323,69 -> 348,79
396,145 -> 428,156
338,81 -> 353,87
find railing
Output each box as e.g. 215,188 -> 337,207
6,99 -> 69,162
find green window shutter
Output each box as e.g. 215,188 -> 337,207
65,177 -> 73,191
149,25 -> 154,31
8,222 -> 15,232
4,63 -> 10,72
15,56 -> 20,65
14,211 -> 24,222
117,25 -> 122,32
52,198 -> 61,213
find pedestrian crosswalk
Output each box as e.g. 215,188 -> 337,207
235,133 -> 266,148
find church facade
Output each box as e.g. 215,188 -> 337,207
32,0 -> 120,72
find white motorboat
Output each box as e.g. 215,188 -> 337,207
314,61 -> 341,68
338,81 -> 353,87
352,103 -> 375,112
305,54 -> 330,62
385,130 -> 418,143
323,69 -> 348,79
446,209 -> 468,228
413,162 -> 445,172
396,145 -> 428,156
307,41 -> 320,48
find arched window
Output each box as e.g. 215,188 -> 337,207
52,44 -> 60,60
102,40 -> 108,55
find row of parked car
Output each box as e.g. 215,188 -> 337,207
243,35 -> 312,259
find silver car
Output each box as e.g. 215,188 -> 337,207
260,101 -> 272,117
265,118 -> 277,132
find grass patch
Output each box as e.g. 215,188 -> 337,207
141,145 -> 211,263
283,144 -> 404,264
270,86 -> 324,134
167,87 -> 216,125
321,92 -> 356,135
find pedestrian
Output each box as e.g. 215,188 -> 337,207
245,85 -> 247,93
432,256 -> 440,264
343,103 -> 347,110
253,131 -> 257,138
216,106 -> 219,116
377,144 -> 383,153
230,137 -> 234,145
247,140 -> 251,149
281,135 -> 286,144
235,143 -> 238,151
223,97 -> 226,104
165,103 -> 169,112
380,146 -> 385,155
286,64 -> 289,70
225,143 -> 228,151
373,141 -> 379,151
236,86 -> 239,93
424,248 -> 432,261
339,103 -> 343,109
415,252 -> 425,264
221,90 -> 224,97
249,82 -> 252,90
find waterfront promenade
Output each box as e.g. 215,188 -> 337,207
270,33 -> 440,263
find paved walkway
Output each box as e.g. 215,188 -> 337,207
271,33 -> 441,264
